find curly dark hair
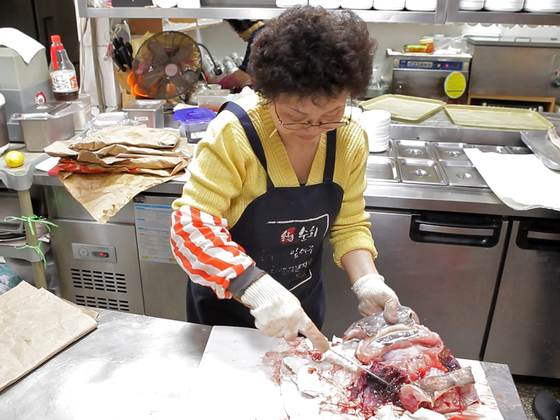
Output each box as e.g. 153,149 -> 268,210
226,19 -> 262,34
249,5 -> 376,103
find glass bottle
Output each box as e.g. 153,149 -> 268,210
49,35 -> 79,101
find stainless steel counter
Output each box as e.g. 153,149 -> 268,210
31,111 -> 560,219
0,309 -> 211,420
0,309 -> 527,420
33,164 -> 560,220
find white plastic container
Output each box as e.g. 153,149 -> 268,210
72,94 -> 93,132
196,90 -> 230,112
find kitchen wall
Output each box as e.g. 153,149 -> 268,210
193,20 -> 560,85
193,21 -> 464,81
76,13 -> 560,108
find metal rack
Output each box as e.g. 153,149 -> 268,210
78,0 -> 560,24
77,0 -> 448,24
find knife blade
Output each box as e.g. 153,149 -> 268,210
327,347 -> 390,387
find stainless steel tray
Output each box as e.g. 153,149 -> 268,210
366,156 -> 399,182
394,140 -> 435,160
397,158 -> 447,185
440,161 -> 488,188
444,104 -> 554,131
520,130 -> 560,170
360,94 -> 445,122
432,142 -> 470,162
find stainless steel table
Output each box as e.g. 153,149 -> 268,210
0,309 -> 211,420
0,309 -> 527,420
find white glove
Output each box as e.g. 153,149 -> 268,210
241,274 -> 330,352
351,273 -> 400,323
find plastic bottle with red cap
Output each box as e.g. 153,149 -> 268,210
49,35 -> 79,101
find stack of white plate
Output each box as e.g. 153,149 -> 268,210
276,0 -> 307,7
309,0 -> 341,8
360,110 -> 391,153
524,0 -> 560,12
373,0 -> 405,10
459,0 -> 485,10
405,0 -> 437,11
341,0 -> 373,9
484,0 -> 524,12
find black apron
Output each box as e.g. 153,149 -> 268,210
186,102 -> 344,330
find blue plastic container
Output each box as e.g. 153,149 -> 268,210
173,107 -> 217,143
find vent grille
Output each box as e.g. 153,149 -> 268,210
75,295 -> 130,312
71,268 -> 127,293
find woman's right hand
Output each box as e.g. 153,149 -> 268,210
240,274 -> 330,353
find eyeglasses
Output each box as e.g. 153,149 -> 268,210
273,101 -> 352,131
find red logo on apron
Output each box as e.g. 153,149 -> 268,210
280,227 -> 296,244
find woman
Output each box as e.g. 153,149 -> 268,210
171,6 -> 404,353
218,19 -> 266,90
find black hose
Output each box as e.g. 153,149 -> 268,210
197,43 -> 223,76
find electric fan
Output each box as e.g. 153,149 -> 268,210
132,31 -> 202,99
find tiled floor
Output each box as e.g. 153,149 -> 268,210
514,375 -> 560,419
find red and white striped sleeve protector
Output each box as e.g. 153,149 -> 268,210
170,205 -> 256,299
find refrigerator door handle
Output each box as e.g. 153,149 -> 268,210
410,213 -> 503,247
418,224 -> 495,237
517,219 -> 560,251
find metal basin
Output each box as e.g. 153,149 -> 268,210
432,142 -> 471,162
440,161 -> 488,188
394,140 -> 435,159
366,156 -> 399,182
398,158 -> 447,185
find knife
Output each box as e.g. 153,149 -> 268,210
327,347 -> 390,387
111,48 -> 127,72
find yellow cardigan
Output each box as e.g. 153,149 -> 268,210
172,95 -> 377,268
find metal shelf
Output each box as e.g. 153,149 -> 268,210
79,7 -> 444,23
79,5 -> 287,19
0,241 -> 51,263
447,10 -> 560,25
77,0 -> 448,23
78,0 -> 560,24
446,0 -> 560,24
349,9 -> 442,24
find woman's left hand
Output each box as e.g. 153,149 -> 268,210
351,273 -> 400,323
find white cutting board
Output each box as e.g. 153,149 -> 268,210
186,326 -> 504,420
185,326 -> 287,419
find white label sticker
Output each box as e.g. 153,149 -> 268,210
50,70 -> 78,93
134,203 -> 177,264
